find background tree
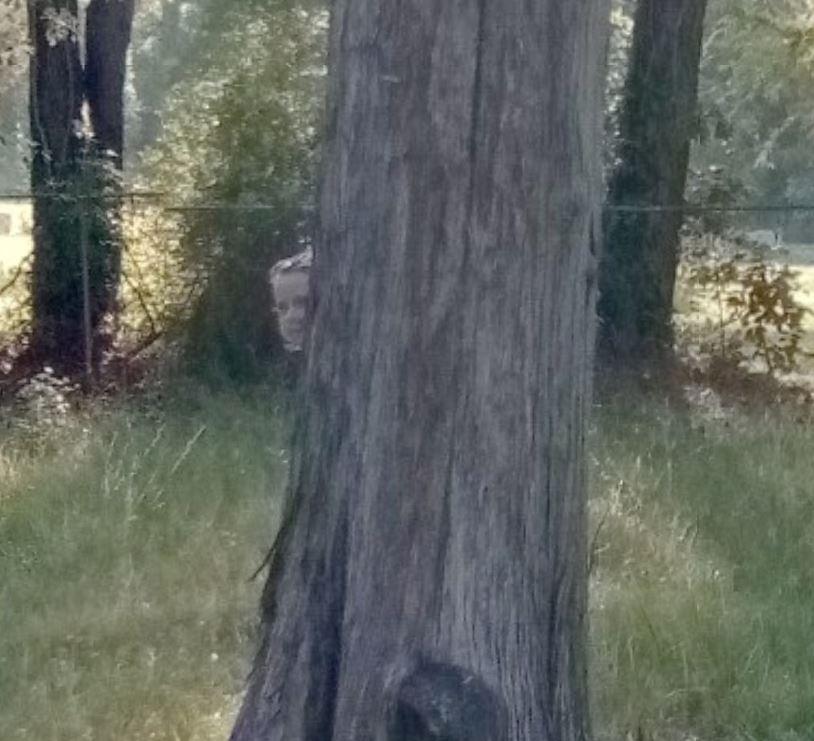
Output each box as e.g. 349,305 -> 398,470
230,0 -> 608,738
598,0 -> 708,364
83,0 -> 135,364
27,0 -> 85,374
85,0 -> 135,167
27,0 -> 135,377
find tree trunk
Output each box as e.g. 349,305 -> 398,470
597,0 -> 708,364
85,0 -> 134,165
27,0 -> 135,377
231,1 -> 609,739
28,0 -> 86,374
84,0 -> 136,355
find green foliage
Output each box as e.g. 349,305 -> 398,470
604,0 -> 635,173
0,0 -> 29,191
127,0 -> 221,157
693,0 -> 814,236
0,1 -> 328,377
0,249 -> 30,356
685,165 -> 749,236
127,0 -> 315,158
723,260 -> 809,373
131,2 -> 327,380
681,235 -> 811,376
118,202 -> 191,355
8,366 -> 78,448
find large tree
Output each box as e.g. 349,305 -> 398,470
597,0 -> 708,364
27,0 -> 134,377
230,0 -> 608,739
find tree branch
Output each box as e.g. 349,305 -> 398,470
0,255 -> 31,297
120,265 -> 158,341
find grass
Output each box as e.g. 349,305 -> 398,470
590,392 -> 814,740
3,380 -> 814,739
0,383 -> 290,741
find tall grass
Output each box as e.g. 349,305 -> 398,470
0,384 -> 289,741
3,382 -> 814,740
590,393 -> 814,741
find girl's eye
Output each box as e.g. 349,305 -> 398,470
277,302 -> 289,312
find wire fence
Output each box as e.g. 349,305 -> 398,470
6,190 -> 814,213
3,189 -> 814,385
0,191 -> 304,383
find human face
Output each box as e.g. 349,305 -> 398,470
271,269 -> 310,351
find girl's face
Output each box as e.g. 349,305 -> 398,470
271,269 -> 310,351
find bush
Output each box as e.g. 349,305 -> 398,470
678,234 -> 811,377
131,4 -> 327,382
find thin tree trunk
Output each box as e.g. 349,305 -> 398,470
85,0 -> 134,165
84,0 -> 136,360
27,0 -> 135,376
28,0 -> 85,374
231,1 -> 609,739
597,0 -> 708,364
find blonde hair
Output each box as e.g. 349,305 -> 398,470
269,247 -> 313,283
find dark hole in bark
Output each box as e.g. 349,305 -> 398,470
386,660 -> 507,741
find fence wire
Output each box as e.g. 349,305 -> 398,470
6,190 -> 814,214
3,189 -> 814,385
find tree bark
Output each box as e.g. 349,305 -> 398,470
28,0 -> 85,373
597,0 -> 708,364
85,0 -> 134,165
27,0 -> 135,376
231,0 -> 609,739
84,0 -> 136,354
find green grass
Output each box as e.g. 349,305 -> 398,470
0,384 -> 290,741
590,393 -> 814,740
3,381 -> 814,740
